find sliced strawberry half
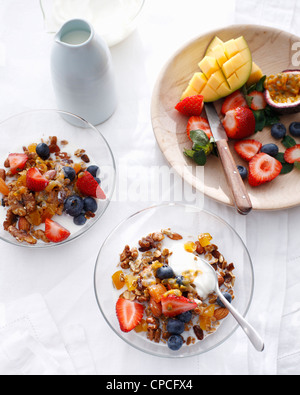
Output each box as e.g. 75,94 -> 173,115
26,167 -> 49,192
248,91 -> 267,111
284,144 -> 300,164
248,153 -> 282,187
222,107 -> 256,140
221,90 -> 249,115
175,95 -> 204,117
161,295 -> 197,318
45,218 -> 71,243
234,139 -> 263,162
8,153 -> 28,175
186,116 -> 213,141
116,298 -> 144,333
76,171 -> 106,199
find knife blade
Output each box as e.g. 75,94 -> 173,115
205,103 -> 252,215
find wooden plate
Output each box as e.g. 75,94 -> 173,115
151,25 -> 300,211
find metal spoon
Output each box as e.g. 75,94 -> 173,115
201,258 -> 265,352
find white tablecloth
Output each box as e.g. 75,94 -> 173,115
0,0 -> 299,375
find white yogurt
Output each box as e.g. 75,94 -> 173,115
166,239 -> 216,300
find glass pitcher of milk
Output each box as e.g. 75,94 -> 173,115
40,0 -> 145,47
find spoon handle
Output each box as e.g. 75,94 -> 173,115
217,292 -> 265,352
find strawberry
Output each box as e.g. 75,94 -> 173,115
247,91 -> 267,111
234,139 -> 262,162
45,218 -> 71,243
284,144 -> 300,164
8,153 -> 28,175
161,295 -> 197,318
222,107 -> 256,140
116,298 -> 144,333
175,95 -> 204,117
248,153 -> 282,187
186,116 -> 213,141
76,171 -> 106,199
221,90 -> 249,115
26,167 -> 49,192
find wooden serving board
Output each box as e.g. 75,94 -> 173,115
151,25 -> 300,211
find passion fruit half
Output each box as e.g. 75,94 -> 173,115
264,70 -> 300,114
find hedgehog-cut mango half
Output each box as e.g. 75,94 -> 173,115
181,36 -> 259,103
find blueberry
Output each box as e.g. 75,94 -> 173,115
83,197 -> 98,213
167,319 -> 185,335
94,177 -> 101,185
156,265 -> 175,280
237,165 -> 248,180
261,143 -> 279,157
217,292 -> 232,308
63,166 -> 76,182
36,143 -> 50,160
271,123 -> 286,140
74,214 -> 87,226
177,310 -> 193,323
64,195 -> 84,217
87,165 -> 100,178
168,335 -> 184,351
289,122 -> 300,138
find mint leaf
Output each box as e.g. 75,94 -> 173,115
294,162 -> 300,170
193,149 -> 207,166
190,130 -> 209,146
253,110 -> 266,132
282,135 -> 297,149
184,150 -> 195,159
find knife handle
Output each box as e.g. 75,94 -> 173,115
216,139 -> 252,215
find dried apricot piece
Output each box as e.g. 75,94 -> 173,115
125,274 -> 138,292
198,233 -> 212,247
0,178 -> 9,196
199,316 -> 211,331
112,270 -> 125,290
134,319 -> 148,333
184,241 -> 197,253
148,283 -> 168,303
202,305 -> 215,318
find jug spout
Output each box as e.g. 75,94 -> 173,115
55,19 -> 94,46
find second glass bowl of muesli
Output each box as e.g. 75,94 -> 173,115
94,204 -> 254,358
0,110 -> 116,247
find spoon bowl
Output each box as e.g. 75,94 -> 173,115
200,257 -> 265,352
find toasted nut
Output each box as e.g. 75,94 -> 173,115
214,308 -> 229,321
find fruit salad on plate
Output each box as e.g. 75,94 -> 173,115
112,229 -> 235,352
0,136 -> 106,245
175,35 -> 300,188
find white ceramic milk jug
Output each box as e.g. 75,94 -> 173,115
51,19 -> 117,126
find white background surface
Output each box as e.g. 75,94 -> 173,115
0,0 -> 299,375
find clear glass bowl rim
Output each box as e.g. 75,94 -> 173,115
0,109 -> 116,249
94,202 -> 255,358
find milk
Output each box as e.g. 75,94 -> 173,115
61,29 -> 91,45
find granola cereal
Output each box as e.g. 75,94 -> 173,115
113,229 -> 235,351
0,137 -> 106,245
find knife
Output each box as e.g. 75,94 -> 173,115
205,103 -> 252,215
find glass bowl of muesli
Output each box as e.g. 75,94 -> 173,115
94,203 -> 254,358
0,110 -> 116,247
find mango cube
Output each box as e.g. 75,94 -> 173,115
224,39 -> 239,58
199,56 -> 220,79
190,72 -> 207,92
